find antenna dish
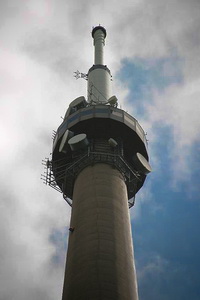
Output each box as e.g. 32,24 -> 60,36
69,96 -> 87,109
108,95 -> 118,106
64,96 -> 87,119
59,130 -> 74,153
68,133 -> 89,151
53,133 -> 58,151
108,138 -> 118,147
132,153 -> 152,175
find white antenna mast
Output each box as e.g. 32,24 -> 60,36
87,26 -> 112,104
93,25 -> 106,65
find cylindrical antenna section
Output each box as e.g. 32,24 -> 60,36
88,26 -> 112,104
92,26 -> 106,65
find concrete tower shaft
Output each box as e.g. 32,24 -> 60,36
62,164 -> 138,300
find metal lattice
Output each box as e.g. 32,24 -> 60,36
42,142 -> 141,208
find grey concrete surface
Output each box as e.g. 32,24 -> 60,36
62,163 -> 138,300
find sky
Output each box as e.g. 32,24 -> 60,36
0,0 -> 200,299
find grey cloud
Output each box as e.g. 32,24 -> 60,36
23,30 -> 75,77
0,0 -> 22,23
106,0 -> 200,78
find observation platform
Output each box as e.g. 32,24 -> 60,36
42,103 -> 149,208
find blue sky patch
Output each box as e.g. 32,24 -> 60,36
117,55 -> 183,117
49,228 -> 68,265
132,125 -> 200,300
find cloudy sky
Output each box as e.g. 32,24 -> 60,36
1,0 -> 200,299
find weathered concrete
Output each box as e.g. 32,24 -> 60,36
62,163 -> 138,300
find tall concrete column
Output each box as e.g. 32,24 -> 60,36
62,163 -> 138,300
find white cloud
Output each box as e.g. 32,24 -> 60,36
137,253 -> 169,280
143,78 -> 200,183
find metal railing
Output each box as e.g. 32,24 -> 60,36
42,143 -> 141,208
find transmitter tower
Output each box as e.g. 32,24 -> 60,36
43,26 -> 151,300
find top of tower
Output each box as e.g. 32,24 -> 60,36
92,25 -> 107,38
90,25 -> 107,67
43,26 -> 150,208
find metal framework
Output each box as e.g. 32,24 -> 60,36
42,140 -> 142,208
